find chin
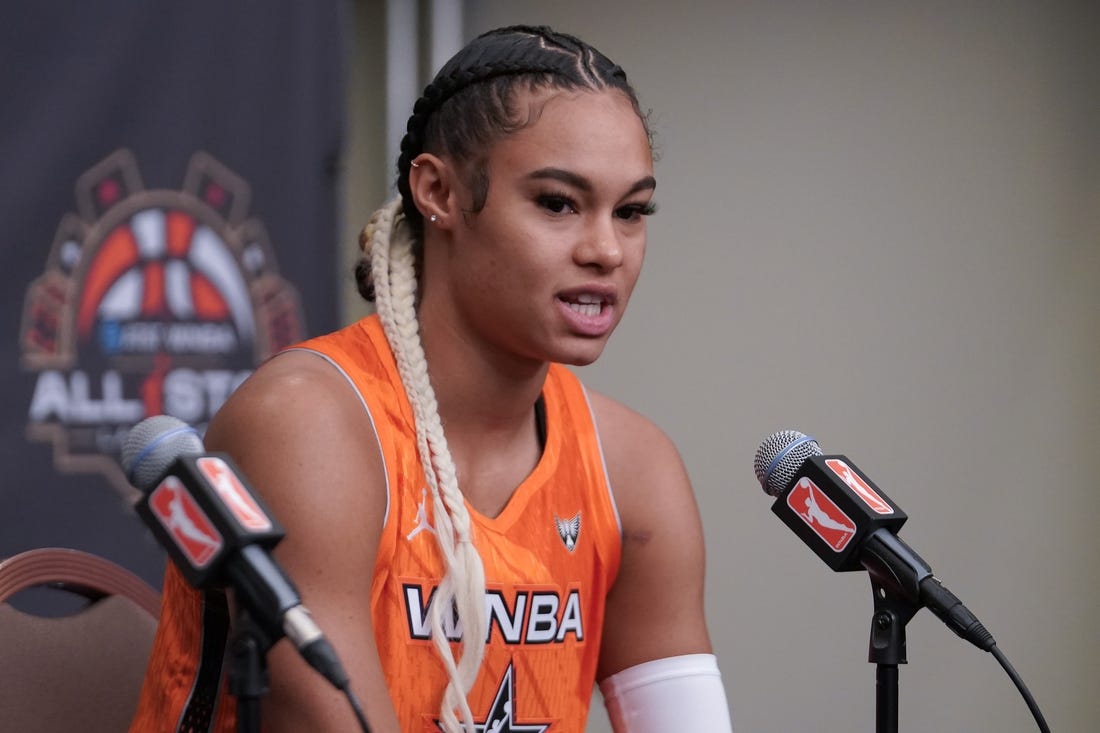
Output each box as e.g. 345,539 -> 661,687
559,355 -> 598,367
553,339 -> 608,367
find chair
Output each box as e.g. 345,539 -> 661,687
0,547 -> 161,733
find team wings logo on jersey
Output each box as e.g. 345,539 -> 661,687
554,512 -> 581,552
435,662 -> 550,732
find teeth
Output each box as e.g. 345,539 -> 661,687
561,293 -> 606,318
567,302 -> 601,317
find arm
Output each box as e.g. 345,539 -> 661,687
203,350 -> 401,732
591,391 -> 711,675
589,391 -> 732,731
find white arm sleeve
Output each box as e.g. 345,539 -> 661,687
598,653 -> 733,732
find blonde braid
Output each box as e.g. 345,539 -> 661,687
363,198 -> 487,732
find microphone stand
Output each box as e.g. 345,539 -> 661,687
867,579 -> 920,733
228,609 -> 274,733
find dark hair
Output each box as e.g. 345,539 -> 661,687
355,25 -> 650,301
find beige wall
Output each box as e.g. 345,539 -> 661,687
345,2 -> 1099,730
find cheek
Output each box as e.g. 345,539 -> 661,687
461,241 -> 550,303
623,237 -> 647,285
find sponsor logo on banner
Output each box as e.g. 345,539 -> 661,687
21,149 -> 304,501
787,477 -> 857,551
149,476 -> 224,568
825,458 -> 894,514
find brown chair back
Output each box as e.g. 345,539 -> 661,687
0,547 -> 161,733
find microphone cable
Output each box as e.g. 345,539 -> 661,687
342,685 -> 372,733
990,644 -> 1050,733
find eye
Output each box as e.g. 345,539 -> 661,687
537,193 -> 578,216
615,201 -> 658,221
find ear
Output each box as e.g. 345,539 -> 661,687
408,153 -> 460,230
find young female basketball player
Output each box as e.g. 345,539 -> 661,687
131,25 -> 732,732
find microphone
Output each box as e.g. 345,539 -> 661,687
121,414 -> 350,691
753,429 -> 995,652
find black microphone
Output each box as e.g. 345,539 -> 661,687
754,429 -> 995,652
121,414 -> 350,690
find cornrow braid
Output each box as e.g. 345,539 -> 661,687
353,25 -> 648,733
364,198 -> 485,731
395,24 -> 640,241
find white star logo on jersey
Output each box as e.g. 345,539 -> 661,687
554,512 -> 581,552
436,663 -> 550,732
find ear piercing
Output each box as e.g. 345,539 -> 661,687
429,214 -> 438,223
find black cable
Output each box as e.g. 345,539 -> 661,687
990,643 -> 1050,733
342,685 -> 372,733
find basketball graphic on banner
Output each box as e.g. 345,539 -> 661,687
21,149 -> 305,501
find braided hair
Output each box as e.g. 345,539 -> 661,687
355,26 -> 649,732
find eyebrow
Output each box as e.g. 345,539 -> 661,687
525,167 -> 657,197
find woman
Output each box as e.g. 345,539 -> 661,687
131,25 -> 732,732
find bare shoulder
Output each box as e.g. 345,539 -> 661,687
584,388 -> 689,508
203,348 -> 386,560
206,349 -> 366,454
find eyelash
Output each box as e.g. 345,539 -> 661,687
536,192 -> 658,220
620,201 -> 658,219
537,192 -> 577,215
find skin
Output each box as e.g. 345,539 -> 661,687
204,87 -> 712,732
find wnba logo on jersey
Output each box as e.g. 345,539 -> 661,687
403,582 -> 585,645
21,149 -> 304,501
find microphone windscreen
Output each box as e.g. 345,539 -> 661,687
754,429 -> 823,496
122,415 -> 204,491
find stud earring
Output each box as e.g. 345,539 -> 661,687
429,214 -> 438,223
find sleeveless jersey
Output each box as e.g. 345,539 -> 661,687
129,314 -> 622,732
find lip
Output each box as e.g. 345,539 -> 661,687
556,285 -> 619,337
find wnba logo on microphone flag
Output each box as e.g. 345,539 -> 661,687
196,456 -> 272,532
20,149 -> 305,501
147,475 -> 225,569
787,477 -> 857,551
770,453 -> 908,572
136,451 -> 286,588
825,458 -> 894,514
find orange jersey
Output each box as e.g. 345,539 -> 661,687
130,314 -> 622,731
299,315 -> 623,730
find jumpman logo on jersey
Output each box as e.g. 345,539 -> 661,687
436,663 -> 550,732
407,487 -> 436,541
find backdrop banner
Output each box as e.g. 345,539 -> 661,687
0,1 -> 346,590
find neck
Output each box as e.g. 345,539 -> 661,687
414,302 -> 550,518
418,312 -> 549,434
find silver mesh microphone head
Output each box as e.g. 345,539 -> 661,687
121,415 -> 204,492
753,429 -> 823,496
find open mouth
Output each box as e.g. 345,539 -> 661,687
562,293 -> 605,317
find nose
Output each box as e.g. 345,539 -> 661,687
574,216 -> 624,271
